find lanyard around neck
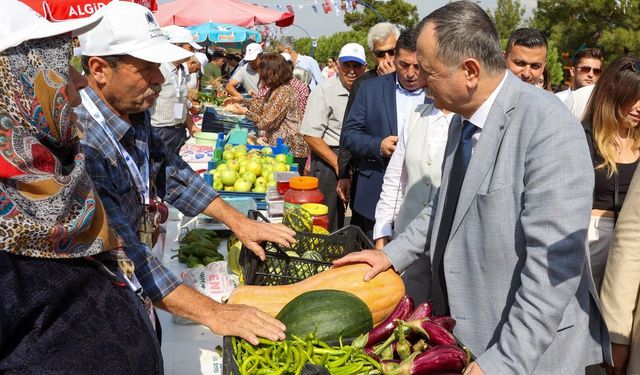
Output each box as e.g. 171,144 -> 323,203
80,89 -> 150,205
165,63 -> 184,99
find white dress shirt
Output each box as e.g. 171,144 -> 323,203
395,76 -> 425,137
373,104 -> 453,240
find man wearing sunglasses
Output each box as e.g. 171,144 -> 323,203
336,22 -> 400,233
341,27 -> 428,239
556,48 -> 603,102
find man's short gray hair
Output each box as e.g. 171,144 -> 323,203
280,39 -> 295,50
417,1 -> 505,75
367,22 -> 400,50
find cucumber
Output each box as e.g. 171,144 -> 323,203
276,289 -> 373,341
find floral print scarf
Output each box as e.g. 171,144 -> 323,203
0,34 -> 121,258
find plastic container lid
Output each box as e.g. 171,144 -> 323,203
301,203 -> 328,216
289,176 -> 319,190
194,131 -> 219,140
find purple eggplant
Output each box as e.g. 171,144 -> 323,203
382,345 -> 467,375
403,319 -> 458,346
408,302 -> 433,320
364,295 -> 414,347
430,316 -> 457,332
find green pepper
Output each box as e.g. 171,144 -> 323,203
186,255 -> 203,268
203,255 -> 223,265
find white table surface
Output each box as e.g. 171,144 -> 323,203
158,215 -> 225,375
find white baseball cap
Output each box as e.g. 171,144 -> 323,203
195,52 -> 209,74
280,52 -> 292,62
244,43 -> 263,62
0,0 -> 102,53
339,43 -> 367,65
163,25 -> 203,50
78,2 -> 193,64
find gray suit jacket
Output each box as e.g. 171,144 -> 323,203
384,72 -> 610,374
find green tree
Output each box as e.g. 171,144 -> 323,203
533,0 -> 640,65
343,0 -> 419,32
293,30 -> 370,67
546,40 -> 564,86
488,0 -> 526,40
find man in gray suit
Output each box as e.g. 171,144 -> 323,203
335,2 -> 610,373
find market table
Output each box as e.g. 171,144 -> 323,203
157,212 -> 225,375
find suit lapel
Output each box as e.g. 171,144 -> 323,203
382,73 -> 398,135
448,73 -> 519,241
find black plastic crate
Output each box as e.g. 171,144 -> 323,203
240,210 -> 373,286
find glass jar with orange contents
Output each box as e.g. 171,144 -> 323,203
283,176 -> 324,215
301,203 -> 329,230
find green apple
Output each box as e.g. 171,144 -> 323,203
234,178 -> 252,192
216,163 -> 228,172
213,181 -> 223,190
260,146 -> 273,155
273,162 -> 288,172
252,185 -> 267,193
222,150 -> 235,161
224,144 -> 233,151
239,166 -> 246,175
255,177 -> 267,186
227,159 -> 240,172
246,160 -> 262,177
275,154 -> 287,163
264,171 -> 274,182
223,186 -> 235,191
219,169 -> 239,186
267,180 -> 277,187
242,171 -> 257,184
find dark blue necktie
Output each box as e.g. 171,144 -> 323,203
431,120 -> 478,315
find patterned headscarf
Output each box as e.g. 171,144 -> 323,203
0,34 -> 121,258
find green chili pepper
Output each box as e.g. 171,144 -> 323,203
327,347 -> 353,368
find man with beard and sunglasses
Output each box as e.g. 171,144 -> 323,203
76,2 -> 294,345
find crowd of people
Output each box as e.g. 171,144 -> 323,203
1,0 -> 640,374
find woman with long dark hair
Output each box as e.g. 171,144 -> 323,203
582,55 -> 640,289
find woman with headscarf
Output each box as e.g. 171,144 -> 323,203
0,2 -> 161,373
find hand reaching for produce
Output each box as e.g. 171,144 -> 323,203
332,249 -> 393,281
232,218 -> 296,261
208,303 -> 286,345
202,197 -> 296,261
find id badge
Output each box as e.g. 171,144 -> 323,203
173,103 -> 185,119
138,205 -> 160,248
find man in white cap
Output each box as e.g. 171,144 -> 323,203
146,25 -> 202,154
301,42 -> 367,232
76,1 -> 293,345
186,51 -> 210,90
225,42 -> 262,101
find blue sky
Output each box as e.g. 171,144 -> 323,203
157,0 -> 537,38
